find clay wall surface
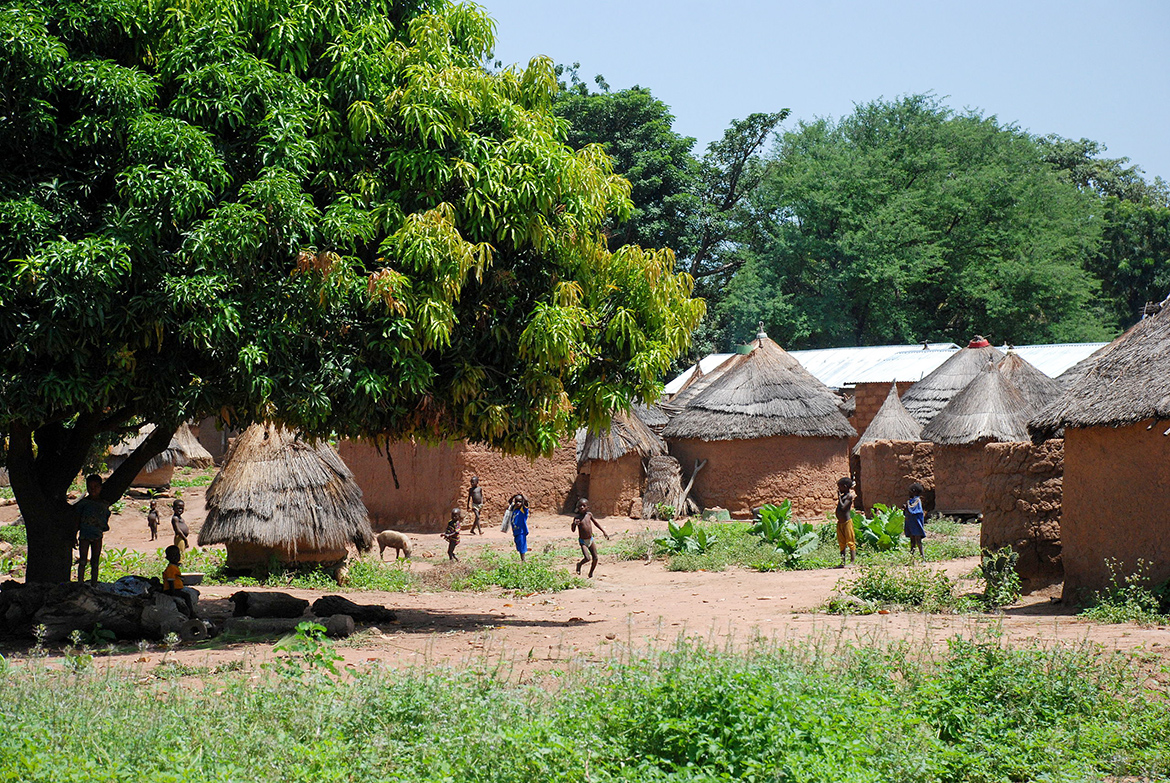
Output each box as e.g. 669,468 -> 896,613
851,382 -> 916,448
457,442 -> 578,523
340,440 -> 461,533
193,416 -> 232,464
1061,422 -> 1170,600
667,436 -> 849,518
134,465 -> 174,489
932,444 -> 989,514
582,454 -> 645,518
857,440 -> 934,513
981,440 -> 1064,585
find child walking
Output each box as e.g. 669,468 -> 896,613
466,477 -> 484,535
441,508 -> 463,561
508,493 -> 530,562
904,482 -> 927,559
835,476 -> 857,567
572,498 -> 609,578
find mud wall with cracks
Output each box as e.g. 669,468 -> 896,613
981,439 -> 1064,587
857,440 -> 934,513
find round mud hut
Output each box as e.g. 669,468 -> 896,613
199,424 -> 374,570
107,423 -> 215,488
900,337 -> 1005,426
661,329 -> 856,516
854,384 -> 933,512
921,364 -> 1033,516
1031,295 -> 1170,599
576,411 -> 668,517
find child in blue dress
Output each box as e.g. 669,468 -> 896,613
904,482 -> 926,560
508,493 -> 530,562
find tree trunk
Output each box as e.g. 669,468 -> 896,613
22,501 -> 80,584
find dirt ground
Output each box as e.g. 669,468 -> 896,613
4,486 -> 1170,675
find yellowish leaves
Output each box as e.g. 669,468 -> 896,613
367,268 -> 409,316
295,250 -> 339,274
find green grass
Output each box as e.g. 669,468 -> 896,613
1080,559 -> 1170,625
0,524 -> 27,547
170,467 -> 216,488
451,551 -> 588,593
0,635 -> 1167,781
828,563 -> 980,614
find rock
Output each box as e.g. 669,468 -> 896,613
222,614 -> 354,638
229,591 -> 309,618
310,595 -> 396,623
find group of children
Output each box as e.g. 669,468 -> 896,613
834,476 -> 927,567
439,478 -> 610,577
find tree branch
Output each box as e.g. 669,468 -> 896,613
101,423 -> 177,503
691,259 -> 746,279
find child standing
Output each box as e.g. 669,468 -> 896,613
171,498 -> 189,555
571,498 -> 609,578
466,477 -> 484,535
75,474 -> 110,585
147,499 -> 160,541
835,477 -> 857,567
508,493 -> 530,562
441,508 -> 463,561
904,482 -> 927,560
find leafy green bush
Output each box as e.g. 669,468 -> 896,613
852,504 -> 905,551
1082,558 -> 1168,624
0,524 -> 27,546
654,502 -> 677,521
833,563 -> 958,612
750,501 -> 819,566
980,546 -> 1021,608
656,519 -> 717,554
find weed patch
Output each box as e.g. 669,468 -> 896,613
1081,559 -> 1169,625
829,563 -> 975,613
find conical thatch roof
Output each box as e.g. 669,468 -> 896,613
921,365 -> 1033,445
853,384 -> 922,454
661,334 -> 856,441
662,353 -> 740,414
108,423 -> 214,474
578,410 -> 668,465
1032,296 -> 1170,438
633,402 -> 670,433
199,425 -> 373,553
997,352 -> 1063,411
900,338 -> 1005,425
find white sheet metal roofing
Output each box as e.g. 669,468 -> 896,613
788,343 -> 957,390
663,353 -> 734,395
1006,343 -> 1109,378
845,347 -> 959,385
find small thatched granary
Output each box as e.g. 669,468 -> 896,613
199,425 -> 373,569
998,352 -> 1063,411
921,364 -> 1033,515
854,384 -> 933,512
1031,295 -> 1170,599
900,337 -> 1005,426
661,329 -> 856,516
576,411 -> 668,516
633,403 -> 670,434
107,423 -> 215,487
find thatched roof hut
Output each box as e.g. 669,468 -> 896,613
997,351 -> 1063,412
853,384 -> 922,454
578,411 -> 668,465
900,337 -> 1005,426
662,335 -> 855,441
107,423 -> 215,486
199,424 -> 373,567
922,365 -> 1033,445
576,410 -> 668,517
633,403 -> 670,433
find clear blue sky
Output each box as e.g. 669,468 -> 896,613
481,0 -> 1170,182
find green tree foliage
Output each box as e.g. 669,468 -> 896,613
0,0 -> 704,581
716,95 -> 1111,349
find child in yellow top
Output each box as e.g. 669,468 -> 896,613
161,545 -> 195,617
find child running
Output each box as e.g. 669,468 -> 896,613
835,476 -> 857,567
904,482 -> 927,559
571,498 -> 609,578
508,493 -> 530,562
441,508 -> 463,561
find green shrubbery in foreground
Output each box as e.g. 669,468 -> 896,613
1,635 -> 1167,782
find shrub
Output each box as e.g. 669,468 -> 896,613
750,501 -> 819,566
980,547 -> 1021,608
834,563 -> 957,612
1082,558 -> 1167,624
851,504 -> 904,551
654,502 -> 677,521
656,519 -> 717,554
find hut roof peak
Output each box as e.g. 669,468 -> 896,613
921,364 -> 1033,444
579,410 -> 668,464
900,340 -> 1006,425
853,383 -> 923,453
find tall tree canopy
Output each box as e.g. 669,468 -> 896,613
715,95 -> 1111,349
0,0 -> 704,581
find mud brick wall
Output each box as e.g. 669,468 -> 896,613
851,382 -> 916,448
933,444 -> 989,514
981,439 -> 1063,585
857,440 -> 934,513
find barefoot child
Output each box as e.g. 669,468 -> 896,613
161,545 -> 196,617
466,477 -> 484,535
147,499 -> 160,541
904,482 -> 926,559
835,476 -> 857,567
572,498 -> 609,578
75,474 -> 110,585
441,508 -> 463,561
508,493 -> 530,562
171,499 -> 189,556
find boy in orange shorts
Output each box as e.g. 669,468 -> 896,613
835,476 -> 857,567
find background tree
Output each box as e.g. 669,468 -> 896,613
714,95 -> 1110,349
0,0 -> 704,582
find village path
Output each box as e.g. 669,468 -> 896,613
5,489 -> 1170,674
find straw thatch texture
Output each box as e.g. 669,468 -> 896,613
853,384 -> 922,454
579,411 -> 668,464
661,354 -> 742,414
199,425 -> 373,554
633,403 -> 670,432
662,337 -> 855,441
900,344 -> 1005,425
108,423 -> 214,474
921,366 -> 1033,445
998,352 -> 1062,411
1032,300 -> 1170,437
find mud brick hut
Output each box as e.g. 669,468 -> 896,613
921,364 -> 1036,516
340,438 -> 578,533
661,329 -> 856,517
854,384 -> 933,512
1031,296 -> 1170,599
576,410 -> 668,517
107,423 -> 214,488
198,425 -> 373,570
900,337 -> 1005,426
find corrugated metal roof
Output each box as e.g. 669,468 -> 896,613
788,343 -> 957,390
845,348 -> 959,385
663,353 -> 733,395
1005,343 -> 1109,378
